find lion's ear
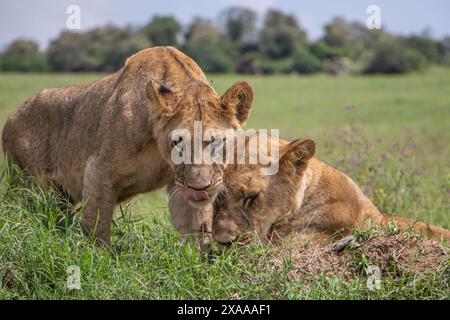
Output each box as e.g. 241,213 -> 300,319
221,81 -> 254,125
280,139 -> 316,175
146,80 -> 178,116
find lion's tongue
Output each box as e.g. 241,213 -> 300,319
183,188 -> 209,201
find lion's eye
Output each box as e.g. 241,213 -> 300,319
171,139 -> 180,148
243,192 -> 259,208
210,138 -> 224,157
171,138 -> 184,154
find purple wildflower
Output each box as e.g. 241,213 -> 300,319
344,104 -> 354,110
348,157 -> 358,166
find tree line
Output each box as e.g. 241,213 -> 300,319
1,7 -> 450,74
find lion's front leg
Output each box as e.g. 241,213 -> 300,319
189,203 -> 214,253
80,157 -> 118,247
168,184 -> 213,253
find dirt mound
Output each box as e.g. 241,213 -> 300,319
273,233 -> 449,281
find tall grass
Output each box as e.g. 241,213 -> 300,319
322,109 -> 449,227
0,164 -> 448,299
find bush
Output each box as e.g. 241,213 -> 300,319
143,16 -> 181,46
259,48 -> 322,75
183,19 -> 235,73
47,26 -> 151,72
364,42 -> 427,74
235,51 -> 262,74
47,31 -> 94,72
0,40 -> 48,72
405,35 -> 441,64
184,42 -> 234,73
259,9 -> 307,60
102,32 -> 151,71
259,57 -> 294,74
291,48 -> 323,74
310,41 -> 346,61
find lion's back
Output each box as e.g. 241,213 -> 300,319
2,88 -> 70,173
1,46 -> 211,190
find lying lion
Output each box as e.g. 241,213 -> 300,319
212,134 -> 450,247
2,46 -> 254,246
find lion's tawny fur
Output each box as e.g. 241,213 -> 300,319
2,46 -> 254,246
213,136 -> 450,245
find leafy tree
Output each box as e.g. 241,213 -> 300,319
259,48 -> 322,74
364,40 -> 427,74
235,50 -> 262,74
48,25 -> 150,72
405,34 -> 441,63
309,41 -> 351,75
143,16 -> 181,46
259,57 -> 295,74
219,7 -> 257,44
436,36 -> 450,65
47,31 -> 93,71
348,21 -> 388,50
310,41 -> 346,61
259,9 -> 307,60
322,17 -> 365,59
292,48 -> 322,73
101,28 -> 151,71
183,18 -> 234,73
0,40 -> 47,72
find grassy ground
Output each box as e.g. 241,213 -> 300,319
0,69 -> 449,299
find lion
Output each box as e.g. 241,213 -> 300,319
2,46 -> 254,246
212,134 -> 450,248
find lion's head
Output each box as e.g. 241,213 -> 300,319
212,137 -> 316,246
148,79 -> 254,209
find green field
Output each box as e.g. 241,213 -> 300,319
0,69 -> 449,299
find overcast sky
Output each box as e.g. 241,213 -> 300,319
1,0 -> 449,49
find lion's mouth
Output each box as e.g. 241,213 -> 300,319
214,232 -> 253,248
183,188 -> 210,202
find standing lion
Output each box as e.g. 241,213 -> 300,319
2,46 -> 254,246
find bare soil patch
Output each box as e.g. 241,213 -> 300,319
272,233 -> 449,281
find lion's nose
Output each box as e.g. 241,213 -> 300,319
213,231 -> 236,245
213,221 -> 239,245
186,165 -> 212,190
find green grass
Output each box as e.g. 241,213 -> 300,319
0,69 -> 449,299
